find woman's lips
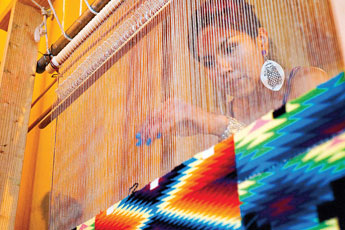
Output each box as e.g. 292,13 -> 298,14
209,73 -> 250,86
223,74 -> 249,84
237,74 -> 249,80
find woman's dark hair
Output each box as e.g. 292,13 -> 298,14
189,0 -> 262,60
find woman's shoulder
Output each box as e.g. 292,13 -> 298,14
293,66 -> 329,85
287,66 -> 329,100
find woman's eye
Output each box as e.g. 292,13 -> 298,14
202,57 -> 215,69
220,41 -> 238,56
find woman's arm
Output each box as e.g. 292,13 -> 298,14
136,99 -> 238,145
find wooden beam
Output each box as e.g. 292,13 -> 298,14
0,0 -> 14,31
21,0 -> 55,9
0,1 -> 41,229
0,10 -> 12,31
0,0 -> 56,32
330,0 -> 345,66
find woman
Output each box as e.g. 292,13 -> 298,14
136,0 -> 328,146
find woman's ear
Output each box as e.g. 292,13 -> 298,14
257,27 -> 269,57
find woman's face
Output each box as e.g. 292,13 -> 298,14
197,26 -> 265,98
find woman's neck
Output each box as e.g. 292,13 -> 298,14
229,85 -> 285,125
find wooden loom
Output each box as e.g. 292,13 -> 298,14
0,0 -> 345,229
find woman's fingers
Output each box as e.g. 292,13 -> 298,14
136,99 -> 195,147
136,123 -> 164,147
136,106 -> 166,146
148,110 -> 177,142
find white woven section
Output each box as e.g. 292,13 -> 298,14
55,0 -> 170,101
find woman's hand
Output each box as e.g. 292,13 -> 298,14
136,98 -> 231,146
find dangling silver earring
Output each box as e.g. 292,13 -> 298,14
260,50 -> 285,91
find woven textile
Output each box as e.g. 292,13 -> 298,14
236,72 -> 345,229
74,72 -> 345,230
235,72 -> 345,181
238,131 -> 345,230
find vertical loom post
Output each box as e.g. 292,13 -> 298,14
0,1 -> 40,229
330,0 -> 345,67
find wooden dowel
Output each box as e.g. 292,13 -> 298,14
31,78 -> 57,108
58,0 -> 146,77
28,105 -> 53,132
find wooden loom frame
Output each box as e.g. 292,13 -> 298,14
0,0 -> 344,229
0,1 -> 41,229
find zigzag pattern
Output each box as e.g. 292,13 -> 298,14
87,138 -> 242,230
73,218 -> 95,230
74,72 -> 345,230
235,72 -> 345,181
238,132 -> 345,230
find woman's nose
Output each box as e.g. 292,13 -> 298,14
216,56 -> 233,73
207,59 -> 233,80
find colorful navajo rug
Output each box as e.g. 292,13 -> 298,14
74,72 -> 345,230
